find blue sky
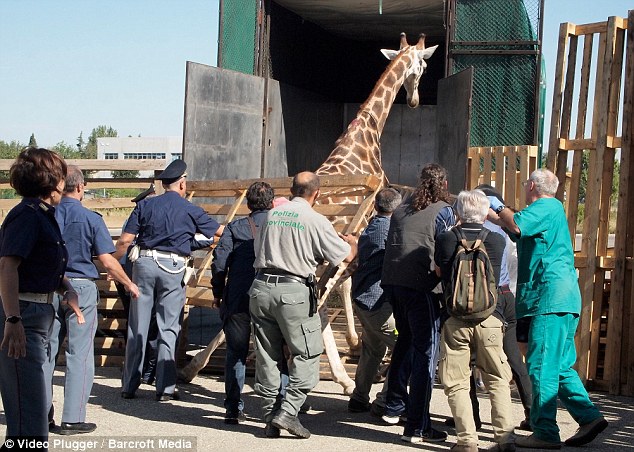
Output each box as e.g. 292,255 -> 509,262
0,0 -> 631,148
0,0 -> 219,147
541,0 -> 631,150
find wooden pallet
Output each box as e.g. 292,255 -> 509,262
57,175 -> 382,379
183,308 -> 362,380
546,12 -> 633,394
466,145 -> 538,211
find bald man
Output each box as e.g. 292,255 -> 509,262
249,171 -> 357,439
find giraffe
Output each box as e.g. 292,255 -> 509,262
177,33 -> 438,391
316,33 -> 438,394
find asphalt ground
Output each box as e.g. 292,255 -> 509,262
1,367 -> 630,452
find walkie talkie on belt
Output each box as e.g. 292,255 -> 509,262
306,274 -> 318,317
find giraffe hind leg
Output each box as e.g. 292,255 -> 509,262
334,279 -> 361,355
319,301 -> 355,395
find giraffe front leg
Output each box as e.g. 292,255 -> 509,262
336,279 -> 361,355
177,329 -> 226,383
319,301 -> 355,395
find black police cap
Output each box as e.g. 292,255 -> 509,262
156,159 -> 187,183
475,183 -> 505,205
131,183 -> 156,203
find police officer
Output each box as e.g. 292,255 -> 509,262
115,160 -> 223,401
114,183 -> 158,385
47,165 -> 140,435
249,171 -> 357,439
116,183 -> 155,320
0,147 -> 78,445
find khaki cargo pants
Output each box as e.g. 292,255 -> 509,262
439,315 -> 515,446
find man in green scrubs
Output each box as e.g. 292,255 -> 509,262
489,168 -> 607,449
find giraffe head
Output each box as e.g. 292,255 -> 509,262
381,33 -> 438,108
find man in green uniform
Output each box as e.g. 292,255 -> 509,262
249,171 -> 357,439
490,168 -> 607,449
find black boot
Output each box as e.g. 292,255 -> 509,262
264,422 -> 281,438
518,408 -> 532,431
271,410 -> 310,438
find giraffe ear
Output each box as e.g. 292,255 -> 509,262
419,45 -> 439,60
381,49 -> 399,60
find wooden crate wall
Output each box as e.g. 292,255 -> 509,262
546,11 -> 633,395
466,145 -> 539,210
180,174 -> 382,376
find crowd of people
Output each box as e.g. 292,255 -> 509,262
0,148 -> 610,451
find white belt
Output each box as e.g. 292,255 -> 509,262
141,249 -> 187,262
19,292 -> 54,304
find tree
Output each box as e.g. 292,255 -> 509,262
578,151 -> 589,203
0,140 -> 23,181
85,125 -> 118,159
52,141 -> 82,159
577,150 -> 619,205
28,133 -> 37,147
612,157 -> 620,205
76,132 -> 86,154
0,140 -> 23,159
112,170 -> 140,179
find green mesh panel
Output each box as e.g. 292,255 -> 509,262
538,59 -> 547,164
451,0 -> 542,147
220,0 -> 257,74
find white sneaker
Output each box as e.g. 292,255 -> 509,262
381,414 -> 406,425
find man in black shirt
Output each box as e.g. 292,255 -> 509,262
212,181 -> 274,425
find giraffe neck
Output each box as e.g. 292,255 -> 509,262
316,48 -> 415,178
359,50 -> 414,138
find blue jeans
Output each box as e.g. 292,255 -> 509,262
384,285 -> 441,435
223,312 -> 251,414
0,300 -> 54,440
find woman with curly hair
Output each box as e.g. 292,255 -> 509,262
380,163 -> 456,444
0,147 -> 80,444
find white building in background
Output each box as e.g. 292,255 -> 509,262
96,136 -> 182,178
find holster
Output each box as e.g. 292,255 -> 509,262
183,262 -> 196,285
128,244 -> 140,263
306,274 -> 318,317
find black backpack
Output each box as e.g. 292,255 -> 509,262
444,226 -> 497,323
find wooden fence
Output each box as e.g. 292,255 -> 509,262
546,11 -> 633,395
183,174 -> 382,308
0,159 -> 168,222
0,161 -> 380,373
466,145 -> 539,210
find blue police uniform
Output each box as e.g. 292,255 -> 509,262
117,185 -> 158,385
211,209 -> 267,418
0,199 -> 67,440
46,197 -> 115,426
122,190 -> 220,398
